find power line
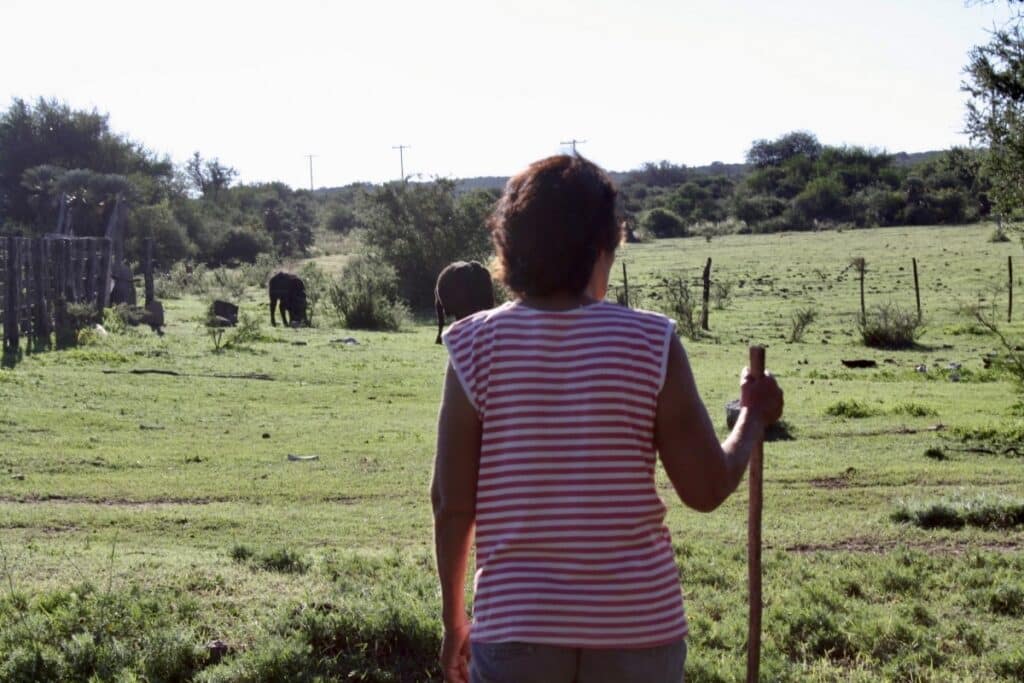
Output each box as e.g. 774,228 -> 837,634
560,138 -> 587,154
304,154 -> 317,191
392,144 -> 411,181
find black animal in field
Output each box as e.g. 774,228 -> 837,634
435,260 -> 494,344
268,272 -> 308,327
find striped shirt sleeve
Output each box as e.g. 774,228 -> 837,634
441,313 -> 490,416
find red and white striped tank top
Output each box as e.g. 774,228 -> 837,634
443,300 -> 688,648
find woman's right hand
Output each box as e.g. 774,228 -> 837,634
739,368 -> 784,427
440,621 -> 472,683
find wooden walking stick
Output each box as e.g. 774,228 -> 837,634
747,345 -> 765,683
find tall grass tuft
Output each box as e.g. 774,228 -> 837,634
859,302 -> 923,349
892,494 -> 1024,530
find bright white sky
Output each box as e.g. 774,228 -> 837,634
0,0 -> 1013,188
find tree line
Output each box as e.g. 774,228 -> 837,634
620,132 -> 989,238
0,98 -> 316,267
0,92 -> 1004,316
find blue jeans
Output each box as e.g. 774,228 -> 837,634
470,638 -> 686,683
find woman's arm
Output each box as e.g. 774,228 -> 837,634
655,335 -> 782,512
431,362 -> 482,682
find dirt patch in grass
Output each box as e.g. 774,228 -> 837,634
0,494 -> 223,507
802,424 -> 945,439
809,467 -> 858,489
782,538 -> 1023,555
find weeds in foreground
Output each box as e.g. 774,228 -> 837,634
204,311 -> 266,353
3,549 -> 1023,681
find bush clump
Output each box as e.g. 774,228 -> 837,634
859,303 -> 923,349
327,254 -> 408,331
892,494 -> 1024,530
653,276 -> 700,339
989,583 -> 1024,617
788,306 -> 818,343
825,399 -> 877,419
256,548 -> 310,574
892,402 -> 938,418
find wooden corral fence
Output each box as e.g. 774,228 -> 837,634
1,235 -> 113,354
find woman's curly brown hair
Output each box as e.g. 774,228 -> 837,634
489,155 -> 622,297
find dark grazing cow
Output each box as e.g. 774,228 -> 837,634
269,272 -> 307,327
435,260 -> 494,344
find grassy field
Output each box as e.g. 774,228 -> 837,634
1,224 -> 1022,681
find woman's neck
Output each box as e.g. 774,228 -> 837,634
519,291 -> 597,311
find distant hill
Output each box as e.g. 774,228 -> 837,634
318,151 -> 948,198
890,150 -> 946,167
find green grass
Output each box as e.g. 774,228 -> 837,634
1,223 -> 1022,681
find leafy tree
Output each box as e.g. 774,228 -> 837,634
20,165 -> 136,236
185,152 -> 237,200
964,23 -> 1024,217
325,204 -> 359,233
358,180 -> 493,308
212,226 -> 272,264
125,202 -> 195,264
792,177 -> 848,225
0,98 -> 171,226
639,207 -> 688,238
746,131 -> 822,168
632,161 -> 690,187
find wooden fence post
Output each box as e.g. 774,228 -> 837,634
621,261 -> 630,308
97,237 -> 112,311
69,239 -> 80,302
85,239 -> 98,307
53,239 -> 73,349
144,238 -> 155,307
701,257 -> 712,331
4,236 -> 20,355
31,239 -> 50,351
912,257 -> 921,322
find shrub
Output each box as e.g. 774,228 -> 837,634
638,208 -> 688,239
230,544 -> 254,563
241,253 -> 279,289
327,254 -> 408,331
994,649 -> 1024,680
989,583 -> 1024,617
155,262 -> 209,299
711,279 -> 734,309
325,205 -> 359,234
859,303 -> 923,349
102,305 -> 130,335
825,399 -> 876,418
126,202 -> 196,264
892,494 -> 1024,530
208,267 -> 247,301
256,548 -> 309,574
212,226 -> 273,265
892,402 -> 938,418
203,310 -> 263,353
989,225 -> 1011,243
655,276 -> 700,339
359,181 -> 493,309
788,306 -> 818,343
297,262 -> 328,326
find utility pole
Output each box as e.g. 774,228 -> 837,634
305,154 -> 317,191
392,144 -> 410,181
560,138 -> 587,154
